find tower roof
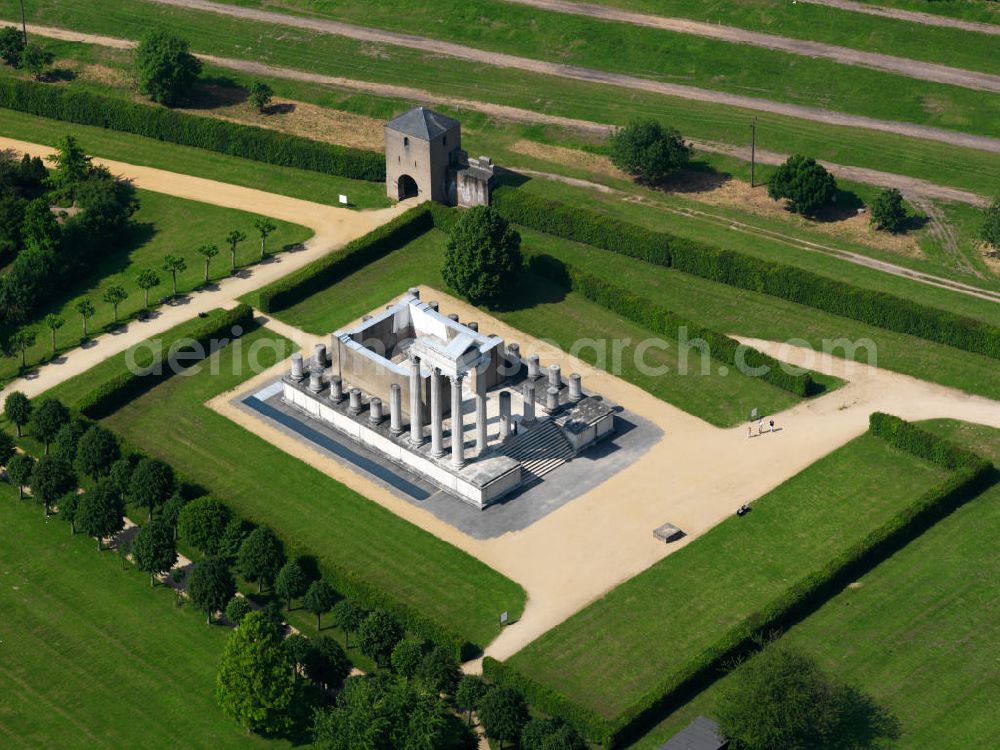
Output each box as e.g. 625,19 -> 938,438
385,107 -> 460,140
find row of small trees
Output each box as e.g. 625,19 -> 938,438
0,26 -> 54,80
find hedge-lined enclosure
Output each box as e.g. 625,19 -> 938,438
486,416 -> 995,747
257,204 -> 435,313
0,78 -> 384,182
492,188 -> 1000,361
529,255 -> 821,397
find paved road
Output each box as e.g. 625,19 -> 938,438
142,0 -> 1000,154
505,0 -> 1000,92
800,0 -> 1000,36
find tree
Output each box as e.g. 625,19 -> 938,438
75,424 -> 120,479
274,560 -> 309,609
442,206 -> 522,305
253,217 -> 277,260
521,719 -> 587,750
225,595 -> 253,626
330,600 -> 366,649
303,578 -> 337,632
218,517 -> 254,563
49,135 -> 93,192
716,645 -> 900,750
356,609 -> 404,667
455,675 -> 489,726
188,556 -> 236,624
225,229 -> 247,272
869,188 -> 907,234
131,519 -> 177,586
767,154 -> 837,216
415,646 -> 461,695
127,457 -> 174,521
58,489 -> 80,534
32,397 -> 69,454
248,81 -> 273,113
53,418 -> 87,462
479,687 -> 529,749
107,455 -> 137,503
609,119 -> 691,183
74,169 -> 138,239
0,430 -> 14,467
390,638 -> 424,679
160,492 -> 187,541
216,610 -> 296,735
43,313 -> 63,355
135,29 -> 202,106
177,496 -> 231,555
237,526 -> 286,593
284,633 -> 311,680
136,268 -> 161,308
7,452 -> 34,499
981,195 -> 1000,249
304,636 -> 351,690
11,327 -> 35,369
4,390 -> 31,436
0,25 -> 25,66
19,42 -> 52,80
162,254 -> 186,297
74,298 -> 95,339
76,480 -> 125,550
197,243 -> 219,284
102,285 -> 128,323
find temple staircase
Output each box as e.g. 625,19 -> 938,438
497,419 -> 575,483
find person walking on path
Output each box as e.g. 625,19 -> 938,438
769,418 -> 775,432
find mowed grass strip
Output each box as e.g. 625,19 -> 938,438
504,434 -> 948,720
0,484 -> 282,750
629,419 -> 1000,750
8,1 -> 1000,197
90,325 -> 525,648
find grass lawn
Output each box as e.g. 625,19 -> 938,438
0,483 -> 288,750
7,1 -> 999,197
504,433 -> 948,721
628,420 -> 1000,750
69,324 -> 527,650
850,0 -> 1000,23
0,188 -> 312,383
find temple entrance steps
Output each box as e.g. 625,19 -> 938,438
497,419 -> 575,482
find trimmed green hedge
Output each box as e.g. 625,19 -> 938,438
529,254 -> 820,397
488,414 -> 995,747
0,78 -> 384,181
493,187 -> 1000,361
76,305 -> 256,419
257,204 -> 435,313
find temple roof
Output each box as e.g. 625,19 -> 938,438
385,107 -> 460,140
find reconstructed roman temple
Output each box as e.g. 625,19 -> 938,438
281,291 -> 616,508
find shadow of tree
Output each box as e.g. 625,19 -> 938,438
827,685 -> 902,750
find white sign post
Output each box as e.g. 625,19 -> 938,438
338,194 -> 348,205
499,611 -> 509,626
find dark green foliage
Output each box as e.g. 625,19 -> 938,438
237,526 -> 286,593
0,26 -> 25,67
74,424 -> 120,479
107,454 -> 137,501
31,398 -> 70,453
135,30 -> 202,106
284,633 -> 311,671
868,412 -> 988,471
521,718 -> 587,750
303,579 -> 338,632
493,187 -> 1000,361
258,204 -> 433,312
76,480 -> 125,551
53,418 -> 88,463
216,611 -> 296,735
188,556 -> 236,624
767,154 -> 837,216
390,638 -> 424,679
479,686 -> 529,748
248,81 -> 273,113
274,560 -> 309,609
330,599 -> 366,648
0,430 -> 15,466
127,457 -> 175,521
73,170 -> 138,241
304,636 -> 351,690
30,455 -> 77,517
869,188 -> 907,234
609,119 -> 690,183
357,609 -> 404,667
58,489 -> 80,533
131,519 -> 177,586
76,305 -> 255,418
177,496 -> 232,556
7,452 -> 34,498
49,135 -> 92,192
716,645 -> 899,750
218,517 -> 254,563
225,596 -> 253,626
19,43 -> 53,80
160,492 -> 187,540
982,196 -> 1000,248
0,78 -> 383,181
455,675 -> 489,725
3,390 -> 31,436
441,205 -> 522,305
415,646 -> 461,695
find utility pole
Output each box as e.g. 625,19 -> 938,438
750,116 -> 758,188
19,0 -> 27,44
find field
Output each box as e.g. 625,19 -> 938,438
0,483 -> 288,750
630,420 -> 1000,750
503,433 -> 947,720
56,324 -> 526,649
0,186 -> 312,381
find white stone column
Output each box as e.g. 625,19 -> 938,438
430,368 -> 444,457
389,383 -> 403,435
450,373 -> 466,468
475,369 -> 488,454
409,353 -> 424,446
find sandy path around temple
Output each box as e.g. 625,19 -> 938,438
207,287 -> 1000,665
0,136 -> 411,408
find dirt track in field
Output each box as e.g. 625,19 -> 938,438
799,0 -> 1000,36
505,0 -> 1000,92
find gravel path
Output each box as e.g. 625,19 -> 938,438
144,0 -> 1000,154
505,0 -> 1000,92
799,0 -> 1000,36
